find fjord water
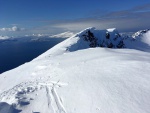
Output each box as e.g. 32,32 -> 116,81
0,38 -> 65,74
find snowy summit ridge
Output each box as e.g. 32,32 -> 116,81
34,27 -> 125,60
36,27 -> 150,60
0,27 -> 150,113
68,27 -> 124,49
132,29 -> 150,38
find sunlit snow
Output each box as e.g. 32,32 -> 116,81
0,27 -> 150,113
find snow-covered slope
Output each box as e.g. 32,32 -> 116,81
132,29 -> 150,38
0,27 -> 150,113
132,29 -> 150,46
124,29 -> 150,51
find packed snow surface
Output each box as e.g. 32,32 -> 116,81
0,27 -> 150,113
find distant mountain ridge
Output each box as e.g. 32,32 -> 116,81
132,29 -> 150,38
0,31 -> 75,43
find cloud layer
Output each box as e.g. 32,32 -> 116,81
50,4 -> 150,32
0,26 -> 25,32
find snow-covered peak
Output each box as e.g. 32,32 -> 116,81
76,27 -> 96,36
107,28 -> 116,32
35,27 -> 150,60
80,27 -> 123,48
35,27 -> 124,60
132,29 -> 150,38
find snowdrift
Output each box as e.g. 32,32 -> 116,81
0,27 -> 150,113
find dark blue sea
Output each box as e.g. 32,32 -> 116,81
0,38 -> 65,74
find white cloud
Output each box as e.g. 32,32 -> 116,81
0,26 -> 25,32
12,26 -> 18,31
0,35 -> 10,40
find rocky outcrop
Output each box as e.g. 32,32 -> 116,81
80,28 -> 124,48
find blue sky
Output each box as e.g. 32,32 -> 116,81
0,0 -> 150,36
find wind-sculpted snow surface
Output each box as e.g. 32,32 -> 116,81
0,27 -> 150,113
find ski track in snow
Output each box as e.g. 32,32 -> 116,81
0,76 -> 68,113
51,87 -> 66,113
43,82 -> 67,113
45,86 -> 56,113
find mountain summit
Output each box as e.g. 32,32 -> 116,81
61,27 -> 125,51
36,27 -> 150,60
